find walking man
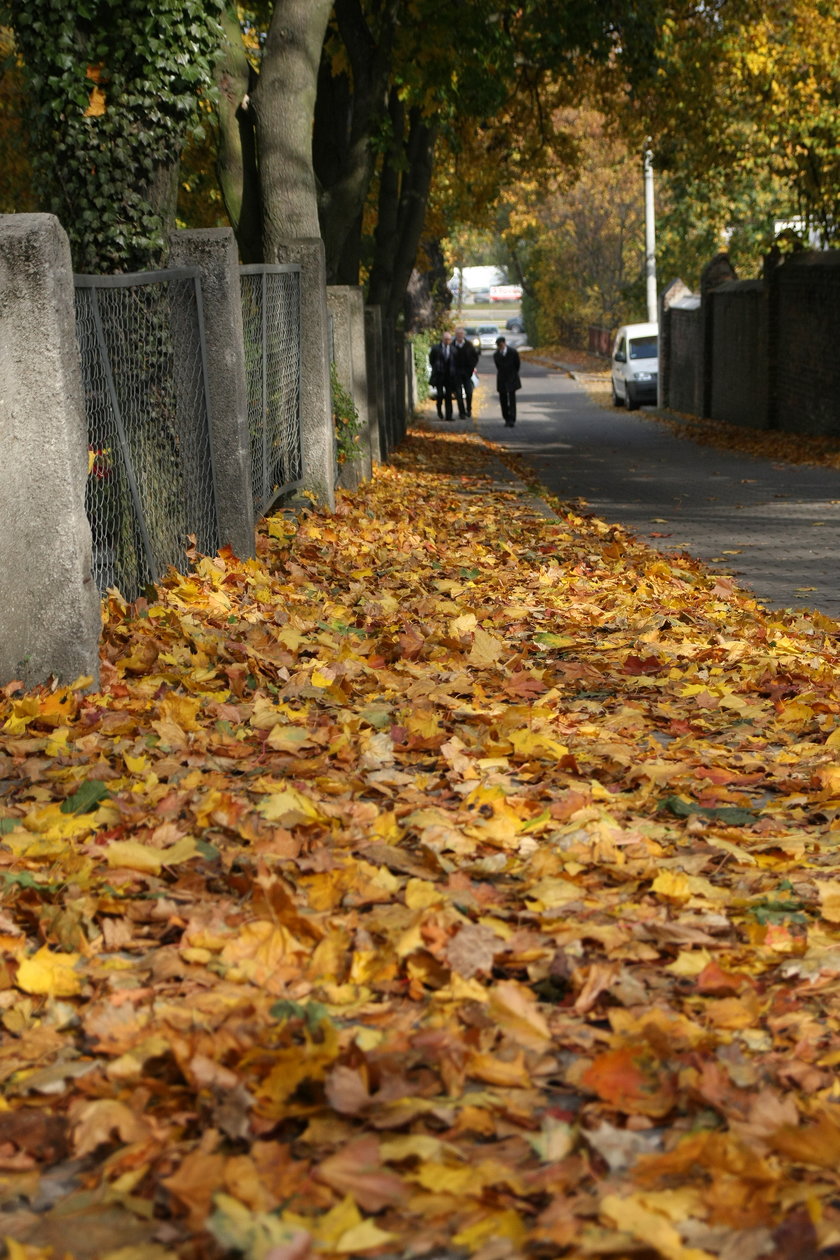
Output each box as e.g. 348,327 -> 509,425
429,331 -> 457,420
452,327 -> 479,418
493,336 -> 521,426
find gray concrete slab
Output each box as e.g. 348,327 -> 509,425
457,359 -> 840,618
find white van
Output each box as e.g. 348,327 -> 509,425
611,322 -> 658,410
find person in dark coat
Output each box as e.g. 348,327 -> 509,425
452,327 -> 479,418
493,336 -> 521,426
428,331 -> 457,420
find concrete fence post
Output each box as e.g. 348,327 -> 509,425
364,305 -> 386,462
0,214 -> 101,688
269,238 -> 335,512
327,285 -> 372,488
405,337 -> 417,414
169,228 -> 255,559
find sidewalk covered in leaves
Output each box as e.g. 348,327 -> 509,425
3,423 -> 840,1260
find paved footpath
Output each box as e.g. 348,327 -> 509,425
449,357 -> 840,620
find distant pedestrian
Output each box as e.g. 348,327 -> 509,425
429,331 -> 457,420
493,336 -> 521,426
452,327 -> 479,418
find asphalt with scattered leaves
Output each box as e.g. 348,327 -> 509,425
2,425 -> 840,1260
474,357 -> 840,619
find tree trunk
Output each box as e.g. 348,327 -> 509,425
368,93 -> 438,330
215,3 -> 262,262
314,0 -> 401,284
251,0 -> 333,255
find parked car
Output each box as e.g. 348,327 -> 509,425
611,322 -> 658,410
505,316 -> 525,333
478,324 -> 502,352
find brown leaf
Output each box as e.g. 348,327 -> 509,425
315,1135 -> 408,1211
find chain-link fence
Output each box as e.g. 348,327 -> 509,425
74,269 -> 219,600
240,265 -> 303,518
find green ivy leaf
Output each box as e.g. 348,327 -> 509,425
60,780 -> 111,815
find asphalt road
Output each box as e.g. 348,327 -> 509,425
466,357 -> 840,619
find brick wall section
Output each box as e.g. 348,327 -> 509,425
668,307 -> 704,416
709,280 -> 768,428
771,252 -> 840,436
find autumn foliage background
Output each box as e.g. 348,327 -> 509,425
2,424 -> 840,1259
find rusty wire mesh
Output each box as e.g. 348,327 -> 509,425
240,265 -> 302,517
74,270 -> 219,600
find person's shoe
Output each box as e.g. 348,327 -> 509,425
504,421 -> 514,427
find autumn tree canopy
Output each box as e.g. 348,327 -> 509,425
3,0 -> 836,324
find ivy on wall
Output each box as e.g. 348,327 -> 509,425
4,0 -> 223,273
330,362 -> 361,464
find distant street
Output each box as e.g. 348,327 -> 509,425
471,357 -> 840,619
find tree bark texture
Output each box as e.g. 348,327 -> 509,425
215,3 -> 262,262
251,0 -> 333,256
314,0 -> 401,284
367,92 -> 438,329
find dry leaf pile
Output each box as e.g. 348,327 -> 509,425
2,428 -> 840,1260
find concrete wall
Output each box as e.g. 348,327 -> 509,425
169,228 -> 255,556
0,215 -> 101,688
327,285 -> 372,490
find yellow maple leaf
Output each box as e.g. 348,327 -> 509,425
818,880 -> 840,923
449,612 -> 477,637
601,1193 -> 715,1260
488,979 -> 552,1050
257,785 -> 326,824
105,837 -> 198,874
16,946 -> 83,997
266,724 -> 313,753
452,1209 -> 527,1250
509,728 -> 569,760
468,627 -> 504,667
303,1195 -> 395,1252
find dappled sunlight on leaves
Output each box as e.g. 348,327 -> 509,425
2,426 -> 840,1256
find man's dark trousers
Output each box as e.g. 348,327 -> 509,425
499,389 -> 517,424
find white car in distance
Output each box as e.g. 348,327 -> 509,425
611,322 -> 658,410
